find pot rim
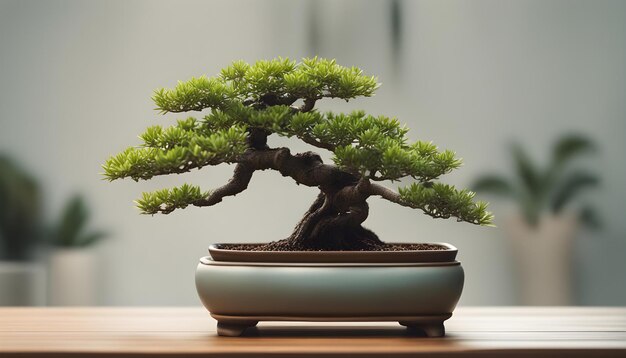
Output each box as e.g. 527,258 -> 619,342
208,242 -> 458,263
199,256 -> 460,267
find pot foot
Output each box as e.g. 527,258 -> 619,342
399,321 -> 445,337
217,321 -> 258,337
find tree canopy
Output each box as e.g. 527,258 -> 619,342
103,58 -> 492,228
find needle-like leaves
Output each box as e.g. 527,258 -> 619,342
104,57 -> 491,226
153,57 -> 379,114
103,125 -> 248,181
136,184 -> 210,215
399,183 -> 493,226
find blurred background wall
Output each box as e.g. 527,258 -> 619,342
0,0 -> 624,305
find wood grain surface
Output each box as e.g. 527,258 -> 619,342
0,307 -> 625,357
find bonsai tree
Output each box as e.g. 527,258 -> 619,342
472,135 -> 599,228
103,58 -> 492,251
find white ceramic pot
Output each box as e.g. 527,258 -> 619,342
48,249 -> 97,306
0,262 -> 46,306
505,214 -> 577,305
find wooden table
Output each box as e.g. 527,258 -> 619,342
1,307 -> 625,357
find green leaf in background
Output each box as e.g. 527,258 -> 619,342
511,143 -> 542,201
51,195 -> 107,248
472,175 -> 515,198
552,135 -> 595,168
550,171 -> 600,213
472,134 -> 600,229
0,156 -> 42,260
73,230 -> 108,248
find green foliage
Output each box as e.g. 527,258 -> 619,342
154,57 -> 378,114
136,184 -> 209,214
239,58 -> 297,96
0,156 -> 41,261
102,125 -> 248,181
284,58 -> 379,99
104,57 -> 490,227
50,195 -> 106,248
204,106 -> 462,182
152,76 -> 234,114
473,175 -> 515,197
552,136 -> 595,168
399,183 -> 493,226
311,111 -> 407,148
472,135 -> 599,227
551,171 -> 599,212
335,137 -> 461,181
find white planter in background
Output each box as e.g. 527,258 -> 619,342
505,214 -> 577,306
0,262 -> 46,306
48,249 -> 97,306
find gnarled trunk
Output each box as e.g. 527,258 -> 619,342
193,134 -> 400,250
268,190 -> 384,251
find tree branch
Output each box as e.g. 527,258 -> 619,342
188,148 -> 357,212
240,148 -> 357,190
260,94 -> 297,107
367,182 -> 404,205
368,181 -> 493,225
299,135 -> 336,151
193,163 -> 254,207
299,97 -> 317,112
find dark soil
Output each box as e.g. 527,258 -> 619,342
218,242 -> 448,252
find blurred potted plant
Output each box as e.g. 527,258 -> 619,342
0,156 -> 46,305
103,58 -> 493,336
473,135 -> 599,305
47,195 -> 106,305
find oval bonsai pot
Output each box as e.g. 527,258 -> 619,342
195,243 -> 464,337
